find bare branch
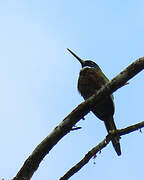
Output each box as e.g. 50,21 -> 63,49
13,57 -> 144,180
60,121 -> 144,180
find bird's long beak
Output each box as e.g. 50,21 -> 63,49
67,48 -> 85,66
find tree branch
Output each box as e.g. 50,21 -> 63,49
13,57 -> 144,180
60,121 -> 144,180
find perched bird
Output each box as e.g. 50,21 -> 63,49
67,48 -> 121,156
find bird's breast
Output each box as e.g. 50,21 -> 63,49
78,67 -> 107,99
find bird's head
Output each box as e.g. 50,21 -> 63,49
67,48 -> 99,69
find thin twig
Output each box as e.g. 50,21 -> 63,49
60,121 -> 144,180
71,127 -> 82,131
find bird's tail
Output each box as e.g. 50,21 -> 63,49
104,116 -> 121,156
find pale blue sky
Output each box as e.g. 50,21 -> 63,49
0,1 -> 144,180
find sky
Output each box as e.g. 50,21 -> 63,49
0,1 -> 144,180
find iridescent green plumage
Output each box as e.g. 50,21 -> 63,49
67,48 -> 121,156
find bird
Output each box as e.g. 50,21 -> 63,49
67,48 -> 121,156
